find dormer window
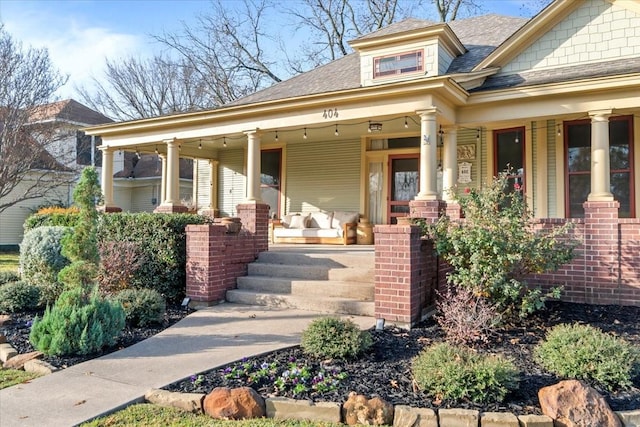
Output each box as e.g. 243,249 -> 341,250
374,50 -> 423,78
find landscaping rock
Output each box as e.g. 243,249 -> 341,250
265,397 -> 341,422
3,351 -> 43,370
203,386 -> 265,420
438,408 -> 479,427
0,343 -> 17,363
481,411 -> 519,427
0,314 -> 11,326
23,359 -> 58,375
538,380 -> 622,427
145,389 -> 204,413
517,414 -> 554,427
342,392 -> 394,426
393,405 -> 437,427
616,410 -> 640,427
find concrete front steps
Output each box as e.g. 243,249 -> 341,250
226,247 -> 375,317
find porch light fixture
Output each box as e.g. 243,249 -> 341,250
368,121 -> 383,132
303,128 -> 307,139
135,148 -> 141,159
334,124 -> 339,136
275,130 -> 279,142
154,146 -> 158,154
514,131 -> 520,144
476,128 -> 481,142
404,116 -> 409,128
223,137 -> 227,147
557,124 -> 561,136
438,125 -> 444,146
198,139 -> 202,149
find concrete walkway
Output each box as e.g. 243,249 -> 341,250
0,303 -> 374,427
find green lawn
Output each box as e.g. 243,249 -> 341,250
81,403 -> 346,427
0,251 -> 19,273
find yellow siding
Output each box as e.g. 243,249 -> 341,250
218,149 -> 245,217
195,159 -> 211,210
285,139 -> 361,213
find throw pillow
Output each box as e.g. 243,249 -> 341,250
289,214 -> 309,229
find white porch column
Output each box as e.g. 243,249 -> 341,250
245,130 -> 262,202
416,108 -> 439,200
442,126 -> 458,201
159,154 -> 167,204
588,110 -> 614,201
101,148 -> 115,206
165,139 -> 180,204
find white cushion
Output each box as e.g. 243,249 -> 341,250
288,214 -> 309,229
308,211 -> 333,229
331,211 -> 359,229
281,214 -> 295,228
274,228 -> 342,238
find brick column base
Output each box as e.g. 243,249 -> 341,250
444,202 -> 462,220
154,203 -> 189,213
98,205 -> 122,213
409,199 -> 445,223
374,224 -> 437,328
237,203 -> 270,254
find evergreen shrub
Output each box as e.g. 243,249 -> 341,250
0,271 -> 20,285
113,288 -> 166,327
412,342 -> 519,403
301,317 -> 372,360
535,323 -> 640,391
30,286 -> 125,355
0,281 -> 41,313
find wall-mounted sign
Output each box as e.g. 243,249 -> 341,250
458,162 -> 472,184
457,144 -> 476,160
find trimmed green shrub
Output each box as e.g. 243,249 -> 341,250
113,288 -> 166,327
19,226 -> 70,305
0,281 -> 41,313
30,286 -> 125,356
301,317 -> 372,360
24,211 -> 79,231
535,323 -> 640,391
412,342 -> 519,403
0,271 -> 20,285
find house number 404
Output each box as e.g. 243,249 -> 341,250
322,108 -> 338,119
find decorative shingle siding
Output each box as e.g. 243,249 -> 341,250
500,0 -> 640,76
284,139 -> 360,214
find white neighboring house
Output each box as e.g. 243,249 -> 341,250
0,99 -> 113,248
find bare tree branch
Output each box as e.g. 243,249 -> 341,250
0,25 -> 72,213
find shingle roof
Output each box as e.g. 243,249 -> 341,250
475,57 -> 640,91
30,99 -> 112,125
228,15 -> 527,107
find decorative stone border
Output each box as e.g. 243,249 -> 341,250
145,389 -> 640,427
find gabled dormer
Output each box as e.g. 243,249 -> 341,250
349,18 -> 466,87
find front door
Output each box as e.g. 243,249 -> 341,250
388,155 -> 419,224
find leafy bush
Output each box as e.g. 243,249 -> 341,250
113,288 -> 166,327
0,271 -> 20,286
301,317 -> 372,360
30,286 -> 125,356
535,323 -> 640,391
24,212 -> 79,231
422,170 -> 577,318
19,226 -> 70,305
97,241 -> 146,294
0,281 -> 41,313
36,206 -> 79,215
436,286 -> 500,346
412,342 -> 519,403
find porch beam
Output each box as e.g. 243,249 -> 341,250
588,110 -> 614,201
245,130 -> 262,202
416,108 -> 439,200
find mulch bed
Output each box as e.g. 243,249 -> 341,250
163,301 -> 640,416
2,301 -> 639,415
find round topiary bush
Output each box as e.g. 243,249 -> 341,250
113,288 -> 166,327
0,281 -> 41,313
535,323 -> 640,391
19,226 -> 71,306
300,317 -> 372,360
412,342 -> 519,403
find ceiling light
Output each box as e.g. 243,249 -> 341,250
404,116 -> 409,128
303,128 -> 307,139
368,122 -> 383,132
334,124 -> 339,136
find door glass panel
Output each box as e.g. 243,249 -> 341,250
567,123 -> 590,172
368,162 -> 383,224
612,172 -> 631,218
261,150 -> 281,218
568,174 -> 590,218
496,130 -> 523,173
610,120 -> 630,170
389,157 -> 418,224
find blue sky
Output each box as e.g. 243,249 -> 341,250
0,0 -> 539,100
